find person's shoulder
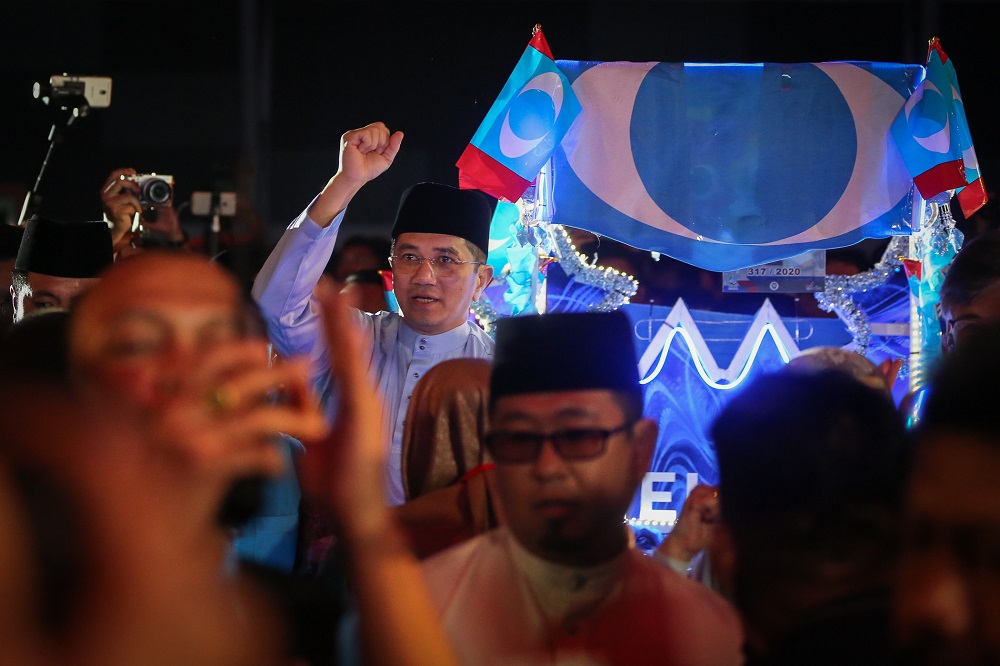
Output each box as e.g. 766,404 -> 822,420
422,528 -> 501,574
626,551 -> 744,663
632,549 -> 738,617
367,309 -> 401,335
421,529 -> 508,609
465,321 -> 496,354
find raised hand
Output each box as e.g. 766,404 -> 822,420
309,121 -> 405,226
338,122 -> 405,188
657,484 -> 721,564
299,278 -> 388,540
150,339 -> 328,481
101,167 -> 142,250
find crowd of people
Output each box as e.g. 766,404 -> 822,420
0,118 -> 999,665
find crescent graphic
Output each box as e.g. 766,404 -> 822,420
778,63 -> 913,245
562,62 -> 911,248
498,71 -> 565,159
904,79 -> 951,154
562,62 -> 702,241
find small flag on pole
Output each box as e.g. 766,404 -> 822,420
457,25 -> 581,202
380,270 -> 399,313
891,37 -> 987,217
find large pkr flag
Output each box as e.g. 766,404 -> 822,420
550,60 -> 922,272
457,27 -> 581,203
891,39 -> 987,218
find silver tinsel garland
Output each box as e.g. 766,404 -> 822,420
470,297 -> 501,336
470,223 -> 639,335
814,236 -> 908,357
470,173 -> 638,333
549,224 -> 639,311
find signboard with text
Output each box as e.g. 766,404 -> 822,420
722,250 -> 826,293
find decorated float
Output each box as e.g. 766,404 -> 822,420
457,27 -> 988,539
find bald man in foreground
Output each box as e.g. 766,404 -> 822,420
68,251 -> 327,553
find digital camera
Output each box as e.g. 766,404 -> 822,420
127,174 -> 174,207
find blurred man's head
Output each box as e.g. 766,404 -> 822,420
940,230 -> 1000,354
388,183 -> 494,335
68,251 -> 245,410
712,369 -> 909,648
785,346 -> 893,398
12,217 -> 112,323
485,311 -> 655,567
895,323 -> 1000,665
329,235 -> 391,286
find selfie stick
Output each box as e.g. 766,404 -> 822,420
18,106 -> 86,225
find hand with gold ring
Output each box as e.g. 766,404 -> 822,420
206,386 -> 236,413
151,339 -> 328,480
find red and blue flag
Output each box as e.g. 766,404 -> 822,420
891,38 -> 987,217
457,26 -> 581,202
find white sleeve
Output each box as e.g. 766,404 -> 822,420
251,204 -> 347,374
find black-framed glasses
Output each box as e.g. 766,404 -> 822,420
484,422 -> 634,464
388,253 -> 482,278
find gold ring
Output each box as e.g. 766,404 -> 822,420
206,387 -> 236,412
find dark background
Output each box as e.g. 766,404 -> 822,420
2,0 -> 997,254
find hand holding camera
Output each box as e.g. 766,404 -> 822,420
101,167 -> 183,250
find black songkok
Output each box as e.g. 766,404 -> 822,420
390,182 -> 492,256
491,310 -> 641,401
15,216 -> 113,278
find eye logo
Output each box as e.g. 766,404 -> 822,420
554,60 -> 917,271
499,72 -> 566,159
903,78 -> 950,154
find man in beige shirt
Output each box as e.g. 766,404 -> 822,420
422,310 -> 744,665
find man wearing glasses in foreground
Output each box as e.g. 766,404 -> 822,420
253,122 -> 494,506
421,311 -> 743,665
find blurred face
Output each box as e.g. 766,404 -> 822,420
69,254 -> 243,411
941,283 -> 1000,354
334,245 -> 382,284
391,232 -> 492,336
489,389 -> 655,567
340,280 -> 386,314
895,434 -> 1000,664
14,272 -> 99,321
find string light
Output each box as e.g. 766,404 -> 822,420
625,517 -> 675,527
549,224 -> 638,311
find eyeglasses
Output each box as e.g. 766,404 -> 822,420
389,253 -> 482,278
484,423 -> 634,464
945,316 -> 985,338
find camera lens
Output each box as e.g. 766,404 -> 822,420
142,178 -> 172,205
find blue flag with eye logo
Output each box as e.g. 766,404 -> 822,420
457,27 -> 581,203
890,38 -> 987,217
550,60 -> 922,272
